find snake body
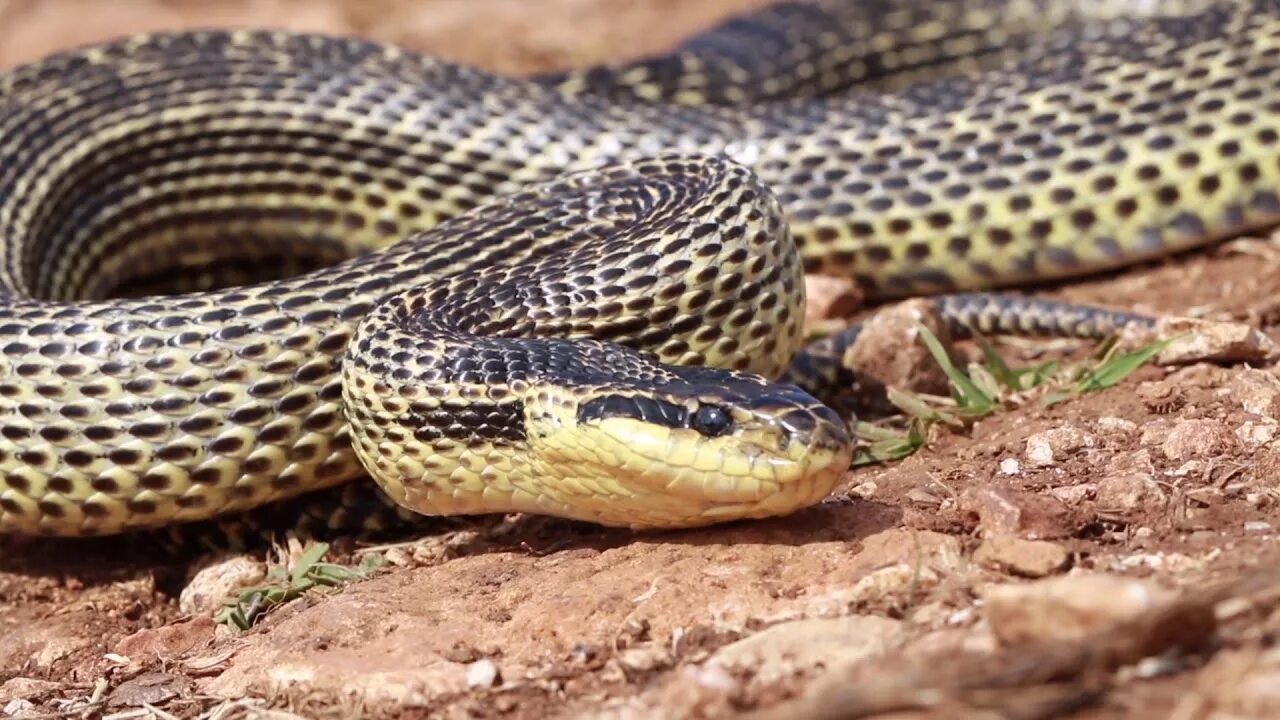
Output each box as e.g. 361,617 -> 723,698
1,0 -> 1278,537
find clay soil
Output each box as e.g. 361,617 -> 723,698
4,1 -> 1280,719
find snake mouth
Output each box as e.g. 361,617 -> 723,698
564,414 -> 854,511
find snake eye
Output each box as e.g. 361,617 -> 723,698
691,404 -> 733,437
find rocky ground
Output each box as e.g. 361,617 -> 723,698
3,1 -> 1280,719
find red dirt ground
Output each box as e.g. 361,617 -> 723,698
3,2 -> 1280,719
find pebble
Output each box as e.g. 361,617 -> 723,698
973,537 -> 1070,578
465,659 -> 501,688
1162,419 -> 1239,462
984,573 -> 1171,646
1229,368 -> 1280,418
960,486 -> 1075,539
803,275 -> 863,326
706,616 -> 904,685
1024,426 -> 1095,467
1096,473 -> 1167,514
179,555 -> 267,616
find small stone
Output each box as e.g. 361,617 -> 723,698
803,274 -> 864,326
114,618 -> 215,671
179,555 -> 267,616
105,673 -> 192,709
960,485 -> 1076,539
1048,484 -> 1094,505
855,529 -> 967,573
1024,426 -> 1095,467
465,659 -> 501,688
1139,418 -> 1175,446
707,616 -> 903,685
1106,449 -> 1156,476
998,458 -> 1021,475
617,646 -> 672,676
842,298 -> 955,397
1096,473 -> 1167,514
1121,316 -> 1278,364
973,537 -> 1070,578
1236,420 -> 1278,446
1095,416 -> 1138,434
984,573 -> 1173,646
1245,521 -> 1272,533
847,480 -> 878,498
0,677 -> 60,703
850,563 -> 942,605
1162,419 -> 1239,461
3,699 -> 34,716
1230,368 -> 1280,417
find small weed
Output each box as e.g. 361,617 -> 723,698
852,419 -> 928,466
853,323 -> 1172,463
215,543 -> 385,631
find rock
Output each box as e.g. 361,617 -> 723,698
2,699 -> 34,717
983,573 -> 1173,646
706,616 -> 904,685
1095,416 -> 1138,435
1162,419 -> 1239,462
114,618 -> 215,671
465,659 -> 501,688
1095,448 -> 1167,509
180,555 -> 267,616
1096,473 -> 1167,514
1105,449 -> 1156,476
105,672 -> 193,709
998,458 -> 1021,475
959,486 -> 1077,540
1048,484 -> 1094,505
1118,316 -> 1277,364
854,530 -> 967,574
1138,418 -> 1176,446
1230,368 -> 1280,418
616,646 -> 672,676
842,298 -> 955,397
1024,426 -> 1096,467
847,480 -> 878,498
0,677 -> 60,703
1236,420 -> 1278,446
973,538 -> 1070,577
849,563 -> 942,606
803,275 -> 863,327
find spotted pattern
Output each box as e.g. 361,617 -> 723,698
0,0 -> 1277,535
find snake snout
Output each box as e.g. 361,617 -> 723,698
541,377 -> 856,526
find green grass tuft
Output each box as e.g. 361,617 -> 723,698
215,542 -> 385,631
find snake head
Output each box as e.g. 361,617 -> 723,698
524,365 -> 855,528
344,336 -> 855,530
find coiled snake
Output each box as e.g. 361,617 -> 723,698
0,0 -> 1276,538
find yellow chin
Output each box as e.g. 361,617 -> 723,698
529,417 -> 852,528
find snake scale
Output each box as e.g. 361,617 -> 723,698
0,0 -> 1277,538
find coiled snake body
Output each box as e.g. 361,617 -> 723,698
0,0 -> 1277,537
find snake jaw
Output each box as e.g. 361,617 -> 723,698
519,383 -> 854,528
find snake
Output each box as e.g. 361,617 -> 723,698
0,0 -> 1277,539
